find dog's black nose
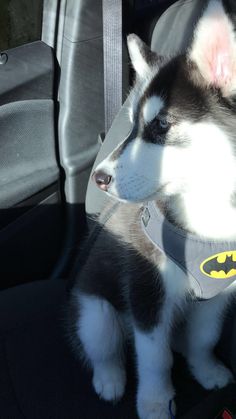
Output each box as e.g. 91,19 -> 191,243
92,171 -> 112,191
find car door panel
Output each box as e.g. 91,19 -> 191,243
0,40 -> 63,287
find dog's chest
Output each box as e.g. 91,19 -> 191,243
104,202 -> 191,299
160,256 -> 192,300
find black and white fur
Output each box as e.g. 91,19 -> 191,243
68,1 -> 236,418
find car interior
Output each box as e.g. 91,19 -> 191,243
1,0 -> 236,418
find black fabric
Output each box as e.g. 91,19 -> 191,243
0,193 -> 64,288
173,355 -> 236,418
181,384 -> 236,419
0,340 -> 24,418
0,279 -> 236,419
0,279 -> 138,419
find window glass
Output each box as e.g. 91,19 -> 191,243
0,0 -> 43,51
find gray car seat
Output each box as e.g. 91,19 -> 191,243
1,1 -> 236,419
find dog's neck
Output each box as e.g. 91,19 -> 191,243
142,200 -> 236,299
160,187 -> 236,241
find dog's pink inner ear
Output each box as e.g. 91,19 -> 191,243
189,0 -> 236,92
207,28 -> 232,86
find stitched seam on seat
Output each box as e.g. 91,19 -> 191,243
63,34 -> 103,44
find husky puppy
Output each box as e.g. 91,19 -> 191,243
68,1 -> 236,418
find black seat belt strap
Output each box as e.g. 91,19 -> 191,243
102,0 -> 122,134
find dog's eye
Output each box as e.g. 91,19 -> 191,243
142,116 -> 171,144
158,118 -> 170,131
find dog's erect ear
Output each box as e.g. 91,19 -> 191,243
127,34 -> 159,79
189,0 -> 236,95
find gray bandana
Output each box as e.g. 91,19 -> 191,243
141,201 -> 236,299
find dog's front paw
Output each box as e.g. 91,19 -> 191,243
190,359 -> 234,390
92,362 -> 126,401
137,398 -> 176,419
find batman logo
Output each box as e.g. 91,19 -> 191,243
200,251 -> 236,279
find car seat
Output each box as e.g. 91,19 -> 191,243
1,1 -> 236,418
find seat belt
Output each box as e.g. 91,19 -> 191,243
102,0 -> 123,135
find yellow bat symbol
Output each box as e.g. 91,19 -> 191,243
200,251 -> 236,279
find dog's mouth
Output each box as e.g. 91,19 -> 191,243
99,179 -> 169,204
92,156 -> 173,203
